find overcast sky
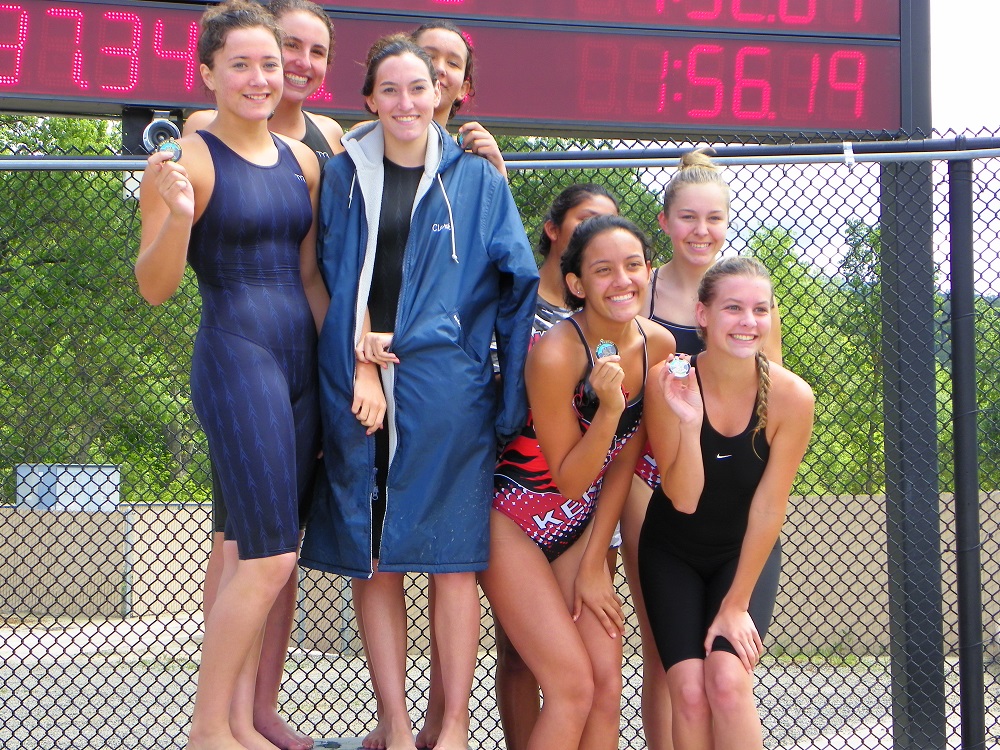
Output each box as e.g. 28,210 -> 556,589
930,0 -> 1000,132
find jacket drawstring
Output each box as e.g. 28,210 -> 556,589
348,173 -> 356,209
437,174 -> 458,263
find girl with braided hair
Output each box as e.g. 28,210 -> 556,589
637,256 -> 813,750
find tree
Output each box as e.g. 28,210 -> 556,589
499,135 -> 665,262
0,116 -> 209,504
747,223 -> 886,494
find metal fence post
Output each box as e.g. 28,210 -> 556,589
880,159 -> 947,748
948,146 -> 987,750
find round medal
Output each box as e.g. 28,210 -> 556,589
668,357 -> 691,378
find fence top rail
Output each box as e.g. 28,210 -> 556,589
507,148 -> 1000,171
503,136 -> 1000,162
2,136 -> 999,172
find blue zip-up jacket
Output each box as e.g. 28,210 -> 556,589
300,121 -> 538,577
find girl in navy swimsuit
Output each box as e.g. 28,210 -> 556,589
183,6 -> 341,748
639,257 -> 813,750
480,215 -> 675,750
136,3 -> 326,749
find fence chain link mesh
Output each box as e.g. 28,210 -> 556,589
1,119 -> 999,748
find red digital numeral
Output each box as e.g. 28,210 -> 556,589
686,44 -> 724,118
100,12 -> 141,92
687,0 -> 722,21
308,78 -> 333,103
46,7 -> 90,89
731,0 -> 766,23
657,50 -> 671,113
828,0 -> 865,25
153,19 -> 198,92
828,50 -> 865,118
732,46 -> 771,120
780,51 -> 819,117
626,42 -> 668,116
0,4 -> 28,86
779,0 -> 816,24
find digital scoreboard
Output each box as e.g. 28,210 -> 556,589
0,0 -> 910,136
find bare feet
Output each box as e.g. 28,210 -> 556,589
255,710 -> 314,750
426,717 -> 469,750
362,718 -> 388,750
233,723 -> 282,750
425,735 -> 466,750
187,728 -> 253,750
380,717 -> 417,750
414,719 -> 439,749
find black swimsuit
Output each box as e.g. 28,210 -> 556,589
301,112 -> 335,166
637,357 -> 781,669
636,265 -> 706,487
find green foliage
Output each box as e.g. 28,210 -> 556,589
749,221 -> 885,494
4,119 -> 1000,502
971,295 -> 1000,488
502,136 -> 666,263
0,115 -> 120,155
0,116 -> 205,504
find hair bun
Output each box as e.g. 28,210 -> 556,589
679,146 -> 718,172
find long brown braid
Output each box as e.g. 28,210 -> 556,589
753,349 -> 771,443
697,256 -> 774,444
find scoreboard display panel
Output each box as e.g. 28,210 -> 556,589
0,0 -> 909,136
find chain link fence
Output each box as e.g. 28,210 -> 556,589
2,119 -> 999,748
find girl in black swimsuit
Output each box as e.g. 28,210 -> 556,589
639,257 -> 813,750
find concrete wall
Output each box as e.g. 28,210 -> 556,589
1,494 -> 997,657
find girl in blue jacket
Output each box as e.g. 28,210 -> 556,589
300,34 -> 538,750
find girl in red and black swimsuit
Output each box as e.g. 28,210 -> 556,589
480,215 -> 675,750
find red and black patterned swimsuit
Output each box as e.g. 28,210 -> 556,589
493,317 -> 647,561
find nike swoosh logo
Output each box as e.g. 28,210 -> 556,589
716,453 -> 732,459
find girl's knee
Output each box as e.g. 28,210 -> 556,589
542,663 -> 595,717
589,674 -> 623,721
590,656 -> 623,715
704,659 -> 753,714
669,673 -> 711,725
245,551 -> 297,580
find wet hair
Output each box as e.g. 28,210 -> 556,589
561,215 -> 652,311
198,0 -> 281,68
361,34 -> 437,115
697,256 -> 774,440
411,20 -> 476,118
538,184 -> 620,258
662,147 -> 731,217
267,0 -> 334,64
